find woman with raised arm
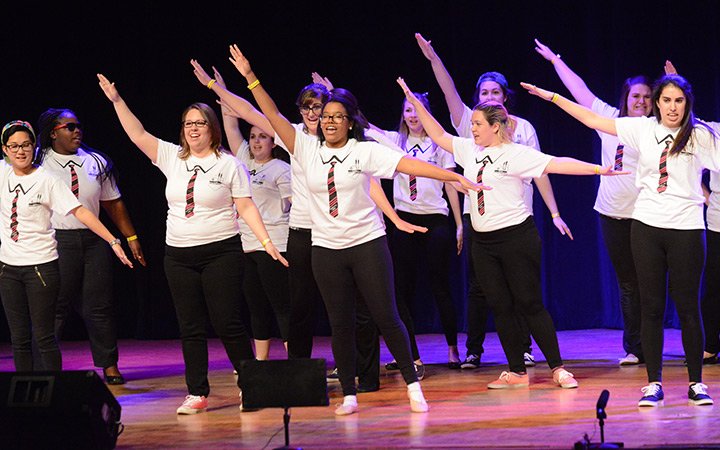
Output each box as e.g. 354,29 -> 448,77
215,74 -> 293,361
97,73 -> 287,415
398,77 -> 628,391
534,38 -> 652,366
416,33 -> 573,369
522,75 -> 717,406
227,45 -> 485,415
0,120 -> 132,373
34,108 -> 146,385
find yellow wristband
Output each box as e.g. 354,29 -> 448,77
551,212 -> 561,219
550,54 -> 561,65
126,235 -> 138,242
594,165 -> 601,175
206,79 -> 216,89
261,238 -> 271,248
551,93 -> 559,103
247,79 -> 261,90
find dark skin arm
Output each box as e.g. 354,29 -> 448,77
101,198 -> 146,266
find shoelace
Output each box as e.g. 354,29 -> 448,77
641,384 -> 662,396
182,395 -> 203,406
690,383 -> 709,396
497,371 -> 512,382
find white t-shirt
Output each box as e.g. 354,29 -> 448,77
275,123 -> 313,229
292,132 -> 403,249
452,138 -> 553,232
235,140 -> 292,252
372,130 -> 455,215
615,116 -> 720,230
153,140 -> 250,247
454,104 -> 540,213
591,98 -> 641,219
706,122 -> 720,232
0,164 -> 82,265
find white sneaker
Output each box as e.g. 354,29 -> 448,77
553,368 -> 578,389
523,352 -> 536,367
176,395 -> 208,415
619,353 -> 640,366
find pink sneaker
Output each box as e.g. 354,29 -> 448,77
176,395 -> 208,414
553,368 -> 579,389
487,371 -> 529,389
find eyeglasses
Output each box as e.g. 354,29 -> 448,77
53,122 -> 83,132
299,104 -> 323,115
4,142 -> 34,153
320,113 -> 349,123
182,120 -> 209,128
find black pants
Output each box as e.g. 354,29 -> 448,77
243,250 -> 290,341
164,235 -> 254,397
54,229 -> 118,368
702,229 -> 720,354
312,237 -> 416,396
631,220 -> 705,383
392,211 -> 458,361
0,260 -> 62,371
463,214 -> 532,357
599,215 -> 642,358
472,217 -> 563,373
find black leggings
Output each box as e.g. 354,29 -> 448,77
471,217 -> 563,374
631,220 -> 705,383
243,250 -> 290,341
312,236 -> 416,396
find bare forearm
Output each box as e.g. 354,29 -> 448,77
101,199 -> 137,237
397,157 -> 461,183
73,206 -> 116,243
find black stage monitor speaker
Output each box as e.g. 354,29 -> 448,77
239,358 -> 329,409
0,370 -> 122,450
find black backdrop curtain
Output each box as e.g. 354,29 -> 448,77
1,0 -> 716,341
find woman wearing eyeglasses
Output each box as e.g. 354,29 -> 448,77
0,120 -> 133,373
33,108 -> 144,385
227,45 -> 486,415
97,74 -> 288,415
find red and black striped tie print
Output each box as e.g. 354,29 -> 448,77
185,168 -> 199,218
657,141 -> 670,193
409,175 -> 417,201
477,162 -> 487,216
10,190 -> 19,242
69,163 -> 79,198
613,144 -> 624,171
328,161 -> 338,217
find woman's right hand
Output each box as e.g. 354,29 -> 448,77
190,59 -> 214,87
97,74 -> 121,103
415,33 -> 437,61
534,38 -> 559,63
396,77 -> 420,105
520,82 -> 555,102
229,44 -> 254,79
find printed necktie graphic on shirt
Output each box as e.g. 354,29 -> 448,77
656,134 -> 674,193
475,154 -> 494,216
55,159 -> 84,198
405,143 -> 434,202
614,144 -> 625,171
322,154 -> 350,218
184,163 -> 217,218
7,182 -> 37,242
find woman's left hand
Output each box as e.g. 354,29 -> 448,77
552,216 -> 574,240
598,165 -> 632,176
520,82 -> 555,101
190,59 -> 213,87
128,239 -> 147,267
264,241 -> 289,267
229,44 -> 253,79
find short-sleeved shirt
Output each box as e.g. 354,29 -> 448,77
153,140 -> 251,247
235,140 -> 292,252
453,104 -> 541,214
615,116 -> 720,230
0,163 -> 82,265
591,98 -> 641,218
275,123 -> 314,229
293,132 -> 403,249
371,130 -> 455,216
452,138 -> 552,232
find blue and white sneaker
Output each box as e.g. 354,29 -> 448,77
688,383 -> 713,405
638,383 -> 664,407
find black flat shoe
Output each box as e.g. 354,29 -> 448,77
104,370 -> 126,385
448,361 -> 461,370
357,383 -> 380,393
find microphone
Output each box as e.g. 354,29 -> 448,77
596,389 -> 609,419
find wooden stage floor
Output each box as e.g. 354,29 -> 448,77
2,329 -> 719,449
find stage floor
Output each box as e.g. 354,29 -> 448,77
1,329 -> 719,449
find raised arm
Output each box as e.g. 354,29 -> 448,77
397,77 -> 456,152
190,60 -> 274,137
415,33 -> 466,127
521,83 -> 617,135
311,72 -> 334,91
534,39 -> 597,108
228,45 -> 297,154
97,74 -> 159,162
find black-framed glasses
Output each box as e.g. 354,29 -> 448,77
320,113 -> 348,123
4,142 -> 34,153
182,120 -> 209,128
299,104 -> 323,115
53,122 -> 83,132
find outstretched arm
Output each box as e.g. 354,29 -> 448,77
235,197 -> 289,267
415,33 -> 466,127
534,38 -> 596,108
190,60 -> 274,137
544,156 -> 629,176
397,77 -> 456,152
228,45 -> 297,153
396,156 -> 490,193
369,178 -> 428,234
72,205 -> 133,268
97,74 -> 159,162
521,83 -> 617,135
